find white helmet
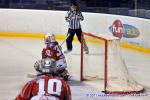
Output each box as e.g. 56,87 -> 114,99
44,33 -> 55,44
34,58 -> 57,74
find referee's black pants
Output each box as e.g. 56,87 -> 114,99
66,28 -> 82,51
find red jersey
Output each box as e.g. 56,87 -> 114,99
42,42 -> 65,61
15,75 -> 71,100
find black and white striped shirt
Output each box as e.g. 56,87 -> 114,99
65,11 -> 84,29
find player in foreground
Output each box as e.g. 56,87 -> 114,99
42,33 -> 70,80
15,58 -> 72,100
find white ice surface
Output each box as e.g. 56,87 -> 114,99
0,37 -> 150,100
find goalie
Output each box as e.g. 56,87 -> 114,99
42,33 -> 69,80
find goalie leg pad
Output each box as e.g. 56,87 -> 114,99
56,59 -> 67,70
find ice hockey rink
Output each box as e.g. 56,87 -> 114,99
0,37 -> 150,100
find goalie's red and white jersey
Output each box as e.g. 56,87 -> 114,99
42,41 -> 65,61
15,75 -> 71,100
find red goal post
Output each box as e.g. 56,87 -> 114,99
80,32 -> 144,94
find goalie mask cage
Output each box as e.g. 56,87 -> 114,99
80,32 -> 144,94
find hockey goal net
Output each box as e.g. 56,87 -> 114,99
81,32 -> 144,94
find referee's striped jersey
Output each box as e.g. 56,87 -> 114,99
65,11 -> 84,29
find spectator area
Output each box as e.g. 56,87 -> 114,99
0,0 -> 150,19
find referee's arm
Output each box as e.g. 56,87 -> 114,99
65,11 -> 72,22
77,12 -> 84,21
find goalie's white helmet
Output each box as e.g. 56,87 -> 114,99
34,58 -> 57,74
44,33 -> 55,44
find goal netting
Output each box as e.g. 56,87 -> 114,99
81,32 -> 144,94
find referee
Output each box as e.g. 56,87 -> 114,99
64,4 -> 89,54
